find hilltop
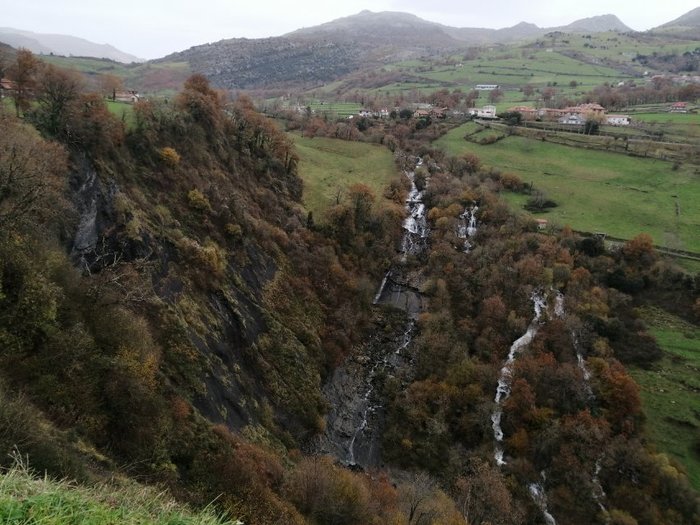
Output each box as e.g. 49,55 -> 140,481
158,10 -> 638,91
0,27 -> 143,63
654,6 -> 700,38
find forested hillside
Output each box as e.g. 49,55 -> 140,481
0,49 -> 699,525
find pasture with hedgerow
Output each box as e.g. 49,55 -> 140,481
0,4 -> 699,525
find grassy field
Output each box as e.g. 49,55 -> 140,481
630,112 -> 700,142
307,101 -> 362,117
630,307 -> 700,490
0,460 -> 234,524
106,100 -> 136,127
290,134 -> 397,221
434,124 -> 700,252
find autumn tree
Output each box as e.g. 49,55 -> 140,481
284,456 -> 371,525
0,114 -> 68,230
454,457 -> 524,525
542,86 -> 556,104
99,73 -> 123,100
7,49 -> 39,117
33,63 -> 83,138
488,88 -> 504,103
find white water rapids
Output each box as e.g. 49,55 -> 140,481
491,291 -> 547,466
347,320 -> 415,465
401,160 -> 430,258
529,474 -> 557,525
490,291 -> 557,524
457,205 -> 478,252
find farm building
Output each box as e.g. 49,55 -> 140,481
114,90 -> 140,103
535,219 -> 548,230
507,106 -> 538,120
559,113 -> 586,125
670,102 -> 688,113
476,105 -> 497,118
537,108 -> 565,121
606,114 -> 631,126
0,78 -> 17,98
475,84 -> 500,91
561,103 -> 606,117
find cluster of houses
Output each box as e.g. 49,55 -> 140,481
503,103 -> 633,126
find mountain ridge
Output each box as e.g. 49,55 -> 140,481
0,27 -> 143,63
160,10 -> 639,91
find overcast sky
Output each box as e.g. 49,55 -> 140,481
3,0 -> 699,59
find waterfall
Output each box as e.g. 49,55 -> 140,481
401,159 -> 430,259
396,320 -> 415,354
490,292 -> 557,524
457,204 -> 478,252
529,474 -> 557,525
347,319 -> 416,466
373,271 -> 391,304
492,291 -> 547,466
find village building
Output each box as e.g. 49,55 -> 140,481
413,109 -> 431,118
430,107 -> 448,119
476,105 -> 497,119
558,113 -> 586,126
670,102 -> 688,113
606,114 -> 631,126
358,109 -> 373,118
0,78 -> 17,98
114,90 -> 140,103
535,218 -> 548,230
537,107 -> 565,121
561,103 -> 605,118
507,105 -> 537,120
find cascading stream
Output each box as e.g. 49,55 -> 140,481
347,319 -> 416,465
529,474 -> 557,525
456,204 -> 478,252
347,156 -> 427,466
491,291 -> 547,466
401,160 -> 430,259
491,291 -> 557,524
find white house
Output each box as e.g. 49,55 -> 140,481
558,113 -> 585,126
606,115 -> 631,126
476,105 -> 497,118
114,90 -> 140,103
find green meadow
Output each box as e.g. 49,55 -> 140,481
630,307 -> 700,490
290,134 -> 397,221
434,123 -> 700,252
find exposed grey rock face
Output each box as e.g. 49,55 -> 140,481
69,155 -> 118,272
310,316 -> 415,468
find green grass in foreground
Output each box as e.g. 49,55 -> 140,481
434,124 -> 700,252
290,134 -> 397,221
0,460 -> 236,525
106,100 -> 136,128
630,307 -> 700,490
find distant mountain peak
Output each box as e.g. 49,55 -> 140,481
562,14 -> 632,32
512,21 -> 539,29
